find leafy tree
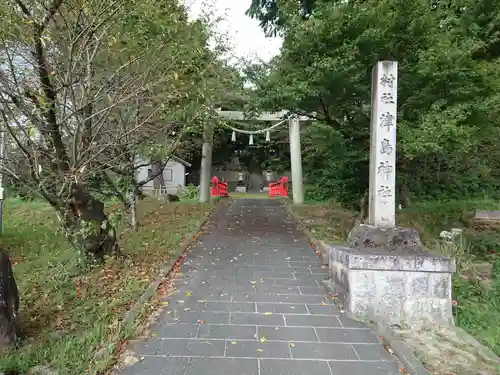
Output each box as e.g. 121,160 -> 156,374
247,0 -> 500,206
247,0 -> 317,36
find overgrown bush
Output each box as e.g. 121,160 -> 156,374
177,184 -> 199,200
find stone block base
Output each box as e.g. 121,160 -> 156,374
325,233 -> 456,326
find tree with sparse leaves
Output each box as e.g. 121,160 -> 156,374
0,0 -> 232,256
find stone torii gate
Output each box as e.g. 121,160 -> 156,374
198,110 -> 309,204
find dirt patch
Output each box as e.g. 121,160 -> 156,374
397,323 -> 500,375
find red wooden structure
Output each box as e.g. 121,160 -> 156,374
269,176 -> 289,197
211,176 -> 229,197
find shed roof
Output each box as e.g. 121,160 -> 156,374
170,155 -> 192,167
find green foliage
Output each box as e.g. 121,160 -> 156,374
247,0 -> 317,36
177,184 -> 199,200
452,257 -> 500,355
246,0 -> 500,206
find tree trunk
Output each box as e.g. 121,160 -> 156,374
0,250 -> 19,349
151,160 -> 166,197
126,190 -> 138,231
199,122 -> 213,203
61,185 -> 118,260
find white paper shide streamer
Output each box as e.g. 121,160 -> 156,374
228,118 -> 286,145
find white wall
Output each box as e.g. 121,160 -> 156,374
136,159 -> 186,194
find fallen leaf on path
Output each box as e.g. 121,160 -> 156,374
384,344 -> 394,354
123,354 -> 140,366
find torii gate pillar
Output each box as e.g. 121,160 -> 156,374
289,116 -> 304,204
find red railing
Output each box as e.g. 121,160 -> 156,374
211,176 -> 229,197
269,176 -> 289,197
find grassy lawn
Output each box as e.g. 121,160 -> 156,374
290,199 -> 500,358
2,197 -> 211,375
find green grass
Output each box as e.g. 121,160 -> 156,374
452,259 -> 500,355
2,197 -> 210,375
290,199 -> 500,357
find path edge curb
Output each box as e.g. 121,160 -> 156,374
121,201 -> 218,327
285,201 -> 430,375
369,318 -> 431,375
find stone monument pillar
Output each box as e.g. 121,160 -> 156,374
369,61 -> 397,227
323,61 -> 455,327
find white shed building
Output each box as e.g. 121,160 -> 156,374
136,155 -> 191,195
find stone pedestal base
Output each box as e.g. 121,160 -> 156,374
325,224 -> 456,326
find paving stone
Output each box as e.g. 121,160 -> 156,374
204,301 -> 256,313
257,326 -> 318,342
230,312 -> 285,326
293,274 -> 327,282
225,340 -> 291,358
353,343 -> 396,361
338,315 -> 371,329
232,292 -> 282,303
279,294 -> 330,304
184,358 -> 258,375
287,266 -> 315,273
118,357 -> 189,375
186,292 -> 232,302
290,342 -> 358,360
255,285 -> 301,294
288,261 -> 319,266
197,324 -> 257,340
210,285 -> 249,295
329,361 -> 402,375
316,328 -> 379,343
256,302 -> 307,314
272,278 -> 320,287
162,311 -> 230,325
252,270 -> 296,278
260,359 -> 331,375
134,338 -> 225,356
285,314 -> 342,328
151,323 -> 198,338
306,304 -> 340,315
299,286 -> 327,295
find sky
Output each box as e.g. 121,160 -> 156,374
184,0 -> 283,63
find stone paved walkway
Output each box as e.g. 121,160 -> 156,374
119,199 -> 402,375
